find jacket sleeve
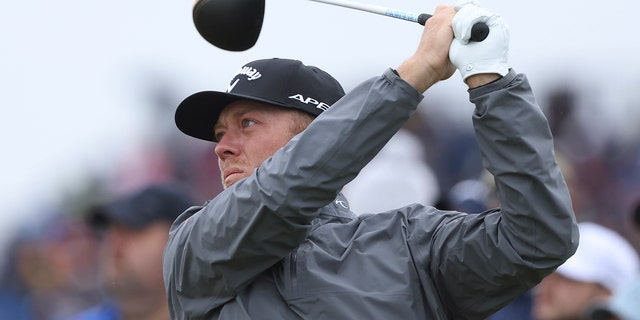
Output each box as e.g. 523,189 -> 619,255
407,70 -> 579,319
162,69 -> 423,318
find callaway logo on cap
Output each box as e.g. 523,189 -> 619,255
175,58 -> 346,142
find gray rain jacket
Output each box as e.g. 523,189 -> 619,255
163,69 -> 579,319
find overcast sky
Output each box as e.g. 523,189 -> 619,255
1,0 -> 639,245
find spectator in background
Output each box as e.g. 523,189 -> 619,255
0,211 -> 102,320
70,183 -> 193,320
532,222 -> 640,320
436,175 -> 493,213
585,274 -> 640,320
343,128 -> 440,214
633,198 -> 640,231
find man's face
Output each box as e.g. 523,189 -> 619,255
100,222 -> 170,311
533,272 -> 611,320
214,100 -> 306,189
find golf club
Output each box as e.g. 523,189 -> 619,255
192,0 -> 488,52
309,0 -> 489,42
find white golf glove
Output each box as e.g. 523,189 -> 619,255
449,0 -> 510,81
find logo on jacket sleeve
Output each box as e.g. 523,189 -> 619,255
335,199 -> 348,209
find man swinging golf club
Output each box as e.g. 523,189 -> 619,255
163,1 -> 579,319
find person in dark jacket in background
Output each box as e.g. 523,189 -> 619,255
71,183 -> 193,320
163,1 -> 579,319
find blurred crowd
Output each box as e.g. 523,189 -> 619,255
1,80 -> 639,320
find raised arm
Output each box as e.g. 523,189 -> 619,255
402,2 -> 578,317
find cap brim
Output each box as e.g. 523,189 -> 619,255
89,202 -> 148,230
175,91 -> 293,142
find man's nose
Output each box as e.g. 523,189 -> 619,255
214,131 -> 240,159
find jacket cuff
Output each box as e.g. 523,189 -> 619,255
468,69 -> 518,99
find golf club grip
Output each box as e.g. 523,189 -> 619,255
417,13 -> 489,42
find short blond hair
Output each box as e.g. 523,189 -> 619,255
289,110 -> 314,136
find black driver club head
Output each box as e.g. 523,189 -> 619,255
193,0 -> 265,51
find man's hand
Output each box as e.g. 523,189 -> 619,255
397,5 -> 457,93
450,1 -> 509,87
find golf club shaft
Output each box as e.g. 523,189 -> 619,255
309,0 -> 425,24
308,0 -> 489,42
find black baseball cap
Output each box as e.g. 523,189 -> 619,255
175,58 -> 346,142
89,184 -> 194,229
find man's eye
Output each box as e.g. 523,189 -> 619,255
214,132 -> 224,141
242,119 -> 256,128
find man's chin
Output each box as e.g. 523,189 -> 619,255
222,175 -> 246,189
